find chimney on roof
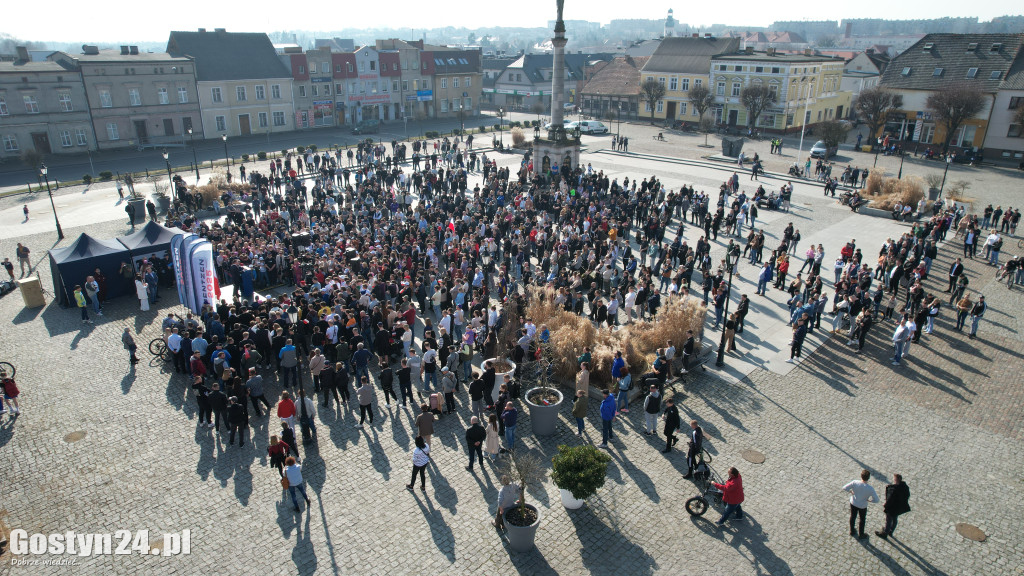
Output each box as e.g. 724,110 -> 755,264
865,48 -> 874,55
745,46 -> 754,55
129,46 -> 139,55
82,45 -> 99,55
120,46 -> 129,55
16,46 -> 29,62
767,47 -> 776,56
198,28 -> 206,33
804,48 -> 813,56
215,28 -> 226,33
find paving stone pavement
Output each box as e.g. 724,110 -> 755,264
1,184 -> 1024,575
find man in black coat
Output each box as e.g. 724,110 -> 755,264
227,396 -> 249,447
481,361 -> 496,408
682,420 -> 704,478
208,383 -> 229,433
661,398 -> 680,453
681,331 -> 696,374
876,474 -> 911,539
465,416 -> 487,472
735,295 -> 750,334
946,258 -> 964,292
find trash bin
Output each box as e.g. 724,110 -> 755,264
18,276 -> 45,308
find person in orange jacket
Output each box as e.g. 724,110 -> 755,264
713,466 -> 745,526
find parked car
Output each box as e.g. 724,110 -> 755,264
568,120 -> 609,135
810,140 -> 838,159
351,119 -> 380,135
543,120 -> 572,131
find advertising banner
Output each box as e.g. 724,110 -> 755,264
186,241 -> 216,314
170,233 -> 192,308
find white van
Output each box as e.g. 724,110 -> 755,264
569,120 -> 609,135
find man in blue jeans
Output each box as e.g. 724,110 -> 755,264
352,342 -> 372,383
501,402 -> 517,450
599,389 -> 617,448
278,339 -> 299,388
284,457 -> 311,513
891,318 -> 910,366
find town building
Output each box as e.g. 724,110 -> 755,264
0,47 -> 93,159
710,48 -> 850,132
487,53 -> 611,111
422,46 -> 481,125
879,33 -> 1024,159
49,45 -> 202,151
987,52 -> 1024,164
639,35 -> 741,123
579,56 -> 648,123
376,39 -> 432,124
167,29 -> 295,139
841,49 -> 891,108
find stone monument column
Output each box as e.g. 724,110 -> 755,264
549,12 -> 567,130
533,0 -> 581,178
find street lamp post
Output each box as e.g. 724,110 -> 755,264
188,129 -> 200,181
221,134 -> 229,177
162,150 -> 175,203
796,83 -> 814,166
498,107 -> 505,147
715,248 -> 736,368
289,305 -> 313,444
40,165 -> 64,240
873,137 -> 881,167
940,154 -> 953,194
897,147 -> 906,179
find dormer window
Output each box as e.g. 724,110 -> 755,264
933,68 -> 943,77
922,42 -> 934,51
966,67 -> 978,78
901,67 -> 912,76
967,43 -> 978,52
990,43 -> 1003,53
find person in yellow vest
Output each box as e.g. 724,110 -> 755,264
74,285 -> 92,324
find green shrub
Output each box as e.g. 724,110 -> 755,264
241,154 -> 250,162
425,131 -> 440,139
257,151 -> 267,160
82,174 -> 93,184
99,171 -> 113,181
281,149 -> 290,157
308,144 -> 317,152
551,444 -> 612,500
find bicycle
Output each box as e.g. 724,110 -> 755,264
685,449 -> 722,517
0,361 -> 15,378
149,337 -> 171,361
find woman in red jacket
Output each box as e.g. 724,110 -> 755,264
713,466 -> 745,526
277,391 -> 297,430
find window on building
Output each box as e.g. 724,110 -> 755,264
694,78 -> 702,88
370,60 -> 377,71
324,84 -> 331,95
182,117 -> 192,133
236,86 -> 246,101
347,63 -> 354,73
441,78 -> 447,89
732,82 -> 741,97
381,82 -> 387,93
734,66 -> 743,72
669,77 -> 678,91
681,78 -> 690,91
392,81 -> 398,92
24,95 -> 39,113
656,100 -> 664,113
402,80 -> 409,92
965,68 -> 979,79
128,89 -> 141,106
0,96 -> 7,115
901,67 -> 911,76
717,81 -> 725,96
920,123 -> 935,144
423,78 -> 430,89
1010,97 -> 1023,109
75,128 -> 88,145
322,62 -> 329,74
453,77 -> 459,88
3,135 -> 18,151
158,87 -> 169,104
273,111 -> 286,126
644,101 -> 652,112
350,82 -> 357,93
933,68 -> 944,77
990,71 -> 1003,80
258,112 -> 268,128
336,83 -> 343,94
312,85 -> 318,96
255,85 -> 265,100
335,65 -> 342,74
755,66 -> 764,73
772,67 -> 781,74
680,102 -> 687,116
441,99 -> 448,113
177,87 -> 188,103
658,77 -> 666,86
299,85 -> 306,97
215,116 -> 226,131
58,91 -> 73,112
1008,124 -> 1023,138
769,84 -> 778,97
272,84 -> 281,99
59,130 -> 72,147
212,87 -> 222,102
760,114 -> 775,127
465,76 -> 471,87
465,96 -> 472,109
298,66 -> 305,74
107,122 -> 119,140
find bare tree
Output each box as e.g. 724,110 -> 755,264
639,78 -> 666,124
854,87 -> 903,142
1013,105 -> 1024,132
816,120 -> 851,150
20,149 -> 43,171
689,84 -> 715,146
740,84 -> 778,129
926,85 -> 987,153
499,451 -> 548,525
531,101 -> 546,127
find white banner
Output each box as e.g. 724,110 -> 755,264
187,241 -> 216,314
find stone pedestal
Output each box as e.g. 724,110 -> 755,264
532,136 -> 581,177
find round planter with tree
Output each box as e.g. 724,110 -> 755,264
524,387 -> 563,436
500,451 -> 548,552
551,444 -> 612,509
483,357 -> 516,404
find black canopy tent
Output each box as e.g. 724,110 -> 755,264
117,221 -> 182,272
48,233 -> 131,307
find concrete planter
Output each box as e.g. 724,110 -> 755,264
560,488 -> 585,509
524,387 -> 563,436
482,357 -> 515,404
152,195 -> 171,215
126,198 -> 147,225
857,203 -> 892,219
503,504 -> 541,552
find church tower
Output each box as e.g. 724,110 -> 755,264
664,8 -> 676,37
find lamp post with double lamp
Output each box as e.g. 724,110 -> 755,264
188,129 -> 200,181
715,248 -> 736,368
289,304 -> 313,444
940,154 -> 953,194
40,164 -> 64,240
162,150 -> 175,203
873,137 -> 882,167
221,134 -> 229,177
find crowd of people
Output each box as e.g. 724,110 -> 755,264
103,128 -> 992,534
